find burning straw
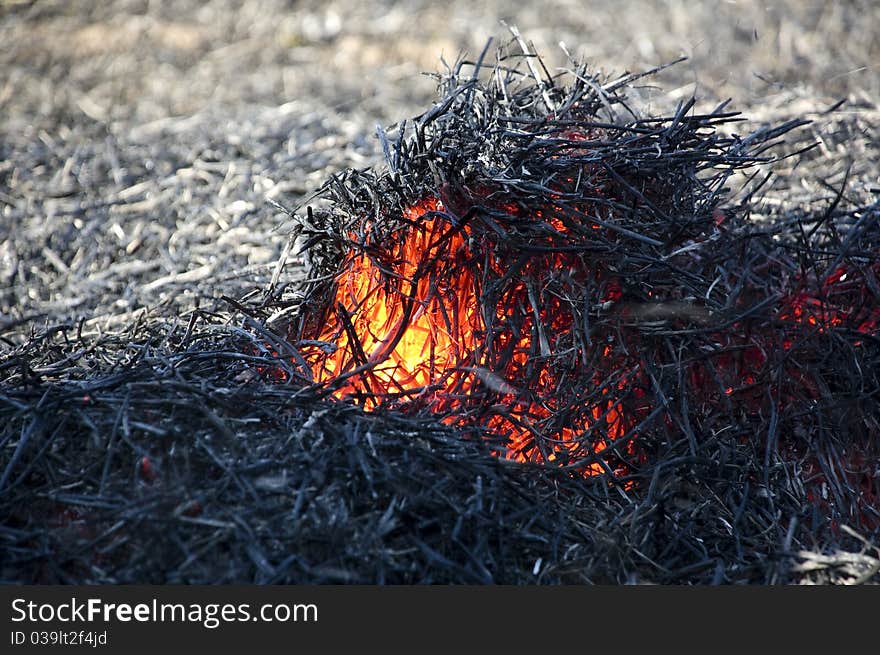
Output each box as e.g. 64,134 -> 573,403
1,37 -> 878,584
285,38 -> 879,524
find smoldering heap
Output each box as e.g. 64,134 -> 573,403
288,44 -> 878,516
1,41 -> 878,584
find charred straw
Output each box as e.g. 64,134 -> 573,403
1,38 -> 878,584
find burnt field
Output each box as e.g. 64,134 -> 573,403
1,0 -> 879,584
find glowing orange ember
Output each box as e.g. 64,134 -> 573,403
299,190 -> 878,492
304,196 -> 631,473
312,198 -> 478,401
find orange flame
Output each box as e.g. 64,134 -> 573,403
301,192 -> 879,491
311,198 -> 479,400
304,196 -> 628,472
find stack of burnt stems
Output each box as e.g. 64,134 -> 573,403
284,41 -> 879,529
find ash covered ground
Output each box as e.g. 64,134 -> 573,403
1,1 -> 879,584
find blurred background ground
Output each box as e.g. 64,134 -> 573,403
1,1 -> 879,583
